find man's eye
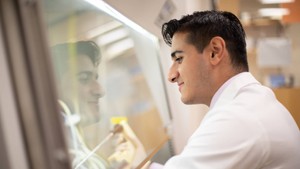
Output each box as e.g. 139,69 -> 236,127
78,74 -> 91,84
175,57 -> 183,63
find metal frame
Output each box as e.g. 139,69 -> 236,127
0,0 -> 71,168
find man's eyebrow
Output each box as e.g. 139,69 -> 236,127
77,71 -> 99,78
77,71 -> 93,76
171,50 -> 183,58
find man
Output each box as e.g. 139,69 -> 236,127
52,41 -> 108,168
52,41 -> 146,169
52,41 -> 104,127
151,10 -> 300,169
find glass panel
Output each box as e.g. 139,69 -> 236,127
41,0 -> 171,168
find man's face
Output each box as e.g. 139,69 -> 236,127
60,54 -> 104,126
168,32 -> 213,105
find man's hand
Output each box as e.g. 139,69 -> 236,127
108,121 -> 147,169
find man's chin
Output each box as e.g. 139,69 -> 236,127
181,96 -> 197,105
181,96 -> 190,104
78,109 -> 101,126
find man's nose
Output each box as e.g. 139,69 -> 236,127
168,66 -> 178,83
91,80 -> 105,98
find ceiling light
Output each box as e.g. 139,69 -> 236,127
258,8 -> 290,18
85,0 -> 157,41
259,0 -> 294,4
106,38 -> 134,59
85,21 -> 122,39
97,28 -> 128,46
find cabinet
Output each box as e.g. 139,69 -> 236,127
273,88 -> 300,129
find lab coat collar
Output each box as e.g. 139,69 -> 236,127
210,72 -> 260,110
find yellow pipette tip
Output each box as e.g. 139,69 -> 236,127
110,116 -> 127,124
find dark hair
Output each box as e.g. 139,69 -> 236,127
51,40 -> 101,77
162,10 -> 248,71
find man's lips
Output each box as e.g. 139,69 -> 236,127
88,101 -> 99,105
178,82 -> 184,92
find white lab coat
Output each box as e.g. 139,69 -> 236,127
59,100 -> 108,169
153,72 -> 300,169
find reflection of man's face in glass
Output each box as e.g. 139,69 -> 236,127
60,54 -> 104,126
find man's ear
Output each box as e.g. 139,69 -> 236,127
209,36 -> 226,66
